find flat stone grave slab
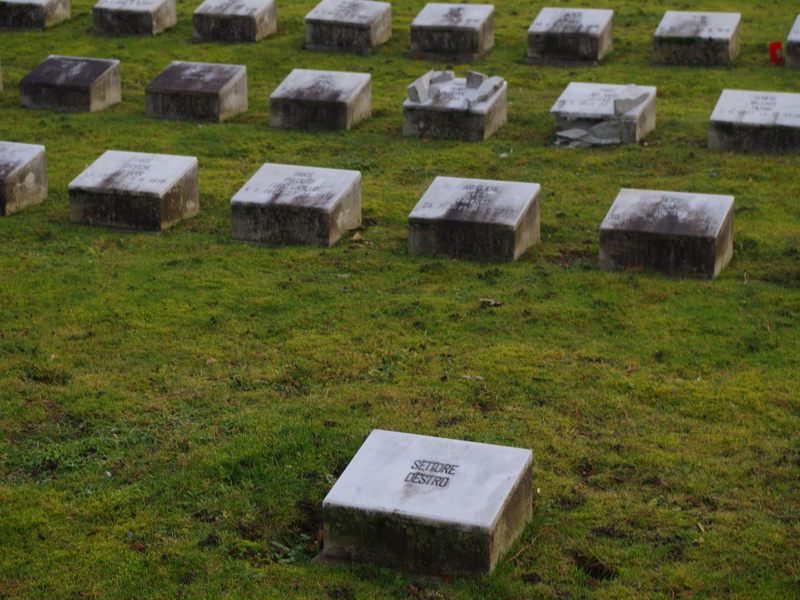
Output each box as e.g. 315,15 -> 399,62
409,3 -> 494,62
305,0 -> 391,55
708,89 -> 800,154
269,69 -> 370,130
20,55 -> 121,113
408,176 -> 540,262
193,0 -> 276,43
653,11 -> 740,66
786,15 -> 800,68
68,150 -> 198,231
0,142 -> 47,216
403,70 -> 506,141
320,429 -> 533,575
231,163 -> 361,247
526,7 -> 613,66
550,82 -> 656,147
0,0 -> 70,29
145,61 -> 247,122
599,188 -> 734,279
93,0 -> 176,36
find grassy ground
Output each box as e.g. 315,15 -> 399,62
1,0 -> 799,598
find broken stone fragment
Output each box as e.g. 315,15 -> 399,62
466,70 -> 487,89
465,75 -> 503,108
430,70 -> 454,84
614,85 -> 649,115
407,70 -> 434,103
588,119 -> 622,142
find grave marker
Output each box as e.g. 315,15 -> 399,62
192,0 -> 276,43
653,11 -> 740,66
0,0 -> 70,29
408,176 -> 540,262
786,15 -> 800,68
69,150 -> 198,231
320,430 -> 533,575
19,55 -> 121,113
305,0 -> 391,55
599,188 -> 734,279
93,0 -> 176,36
409,3 -> 494,62
0,142 -> 47,216
231,163 -> 361,247
526,7 -> 613,67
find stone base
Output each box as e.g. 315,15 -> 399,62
653,11 -> 740,66
526,8 -> 613,66
0,142 -> 47,216
192,0 -> 276,43
408,3 -> 494,62
305,0 -> 391,55
708,90 -> 800,154
93,0 -> 176,36
145,62 -> 247,122
20,55 -> 121,113
709,122 -> 800,154
785,15 -> 800,68
0,0 -> 70,29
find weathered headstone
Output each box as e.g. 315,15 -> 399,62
526,7 -> 613,66
19,55 -> 121,113
402,70 -> 506,141
599,188 -> 734,279
550,82 -> 656,147
231,163 -> 361,246
93,0 -> 176,36
192,0 -> 276,43
786,15 -> 800,68
0,142 -> 47,216
68,150 -> 198,231
0,0 -> 70,29
409,3 -> 494,61
269,69 -> 371,130
305,0 -> 391,55
408,176 -> 540,262
320,430 -> 533,575
653,11 -> 740,66
145,61 -> 247,122
708,89 -> 800,154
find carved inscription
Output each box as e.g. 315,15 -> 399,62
404,459 -> 458,487
608,194 -> 720,232
419,182 -> 516,218
116,156 -> 169,186
242,170 -> 335,203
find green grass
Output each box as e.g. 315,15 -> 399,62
1,0 -> 799,598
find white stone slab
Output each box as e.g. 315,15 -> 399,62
708,89 -> 800,153
655,10 -> 739,39
321,429 -> 532,574
653,11 -> 740,66
193,0 -> 276,43
230,163 -> 361,246
409,3 -> 494,61
93,0 -> 176,35
305,0 -> 391,54
411,2 -> 491,28
306,0 -> 386,26
786,15 -> 800,68
0,141 -> 47,216
0,0 -> 70,29
20,55 -> 121,113
526,7 -> 613,66
69,151 -> 195,196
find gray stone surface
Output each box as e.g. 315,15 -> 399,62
193,0 -> 276,43
526,7 -> 613,66
0,0 -> 70,29
269,69 -> 371,130
93,0 -> 176,36
145,61 -> 247,122
653,11 -> 740,66
19,55 -> 121,113
408,176 -> 539,262
0,142 -> 47,216
305,0 -> 391,55
409,3 -> 494,61
231,163 -> 361,246
599,188 -> 734,279
320,429 -> 533,575
708,89 -> 800,154
550,82 -> 656,147
68,150 -> 199,231
787,15 -> 800,68
402,70 -> 507,141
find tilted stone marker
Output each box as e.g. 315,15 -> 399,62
786,15 -> 800,68
320,430 -> 533,575
403,70 -> 506,141
69,150 -> 198,231
305,0 -> 391,55
231,163 -> 361,246
408,176 -> 540,262
708,89 -> 800,154
550,82 -> 656,147
0,0 -> 70,29
93,0 -> 176,36
599,188 -> 734,279
526,7 -> 613,66
193,0 -> 276,43
409,3 -> 494,62
19,55 -> 121,113
653,11 -> 740,66
269,69 -> 370,130
145,61 -> 247,122
0,142 -> 47,216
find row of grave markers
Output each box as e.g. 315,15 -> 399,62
2,0 -> 800,67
